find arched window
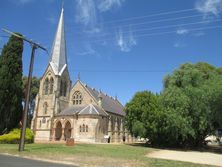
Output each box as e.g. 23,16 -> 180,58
73,91 -> 82,105
39,120 -> 42,128
43,102 -> 48,114
47,120 -> 49,128
79,125 -> 82,132
83,124 -> 85,132
42,117 -> 46,123
49,77 -> 54,94
63,81 -> 67,97
44,78 -> 49,95
60,81 -> 63,96
86,125 -> 88,132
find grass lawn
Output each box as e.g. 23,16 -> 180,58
0,143 -> 214,167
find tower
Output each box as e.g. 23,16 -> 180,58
32,7 -> 71,141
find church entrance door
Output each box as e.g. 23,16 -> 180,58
55,121 -> 62,140
64,121 -> 71,140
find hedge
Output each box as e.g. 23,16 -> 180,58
0,128 -> 34,144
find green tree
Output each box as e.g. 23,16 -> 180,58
125,62 -> 222,147
160,62 -> 222,147
22,76 -> 40,127
0,34 -> 23,134
125,91 -> 165,144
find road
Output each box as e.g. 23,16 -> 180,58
0,154 -> 77,167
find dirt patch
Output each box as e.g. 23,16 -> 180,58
147,150 -> 222,166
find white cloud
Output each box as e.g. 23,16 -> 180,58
194,31 -> 205,36
18,0 -> 34,4
98,0 -> 125,12
11,0 -> 55,5
83,27 -> 101,34
176,28 -> 189,35
196,0 -> 222,17
173,42 -> 187,48
75,0 -> 97,26
77,44 -> 100,57
116,28 -> 136,52
46,16 -> 56,24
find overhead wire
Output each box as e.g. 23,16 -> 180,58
71,14 -> 205,34
26,68 -> 172,73
88,25 -> 222,43
77,19 -> 222,39
99,8 -> 197,24
71,8 -> 197,30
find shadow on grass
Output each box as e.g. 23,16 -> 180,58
24,144 -> 65,151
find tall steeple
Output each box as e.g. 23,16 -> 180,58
50,7 -> 67,76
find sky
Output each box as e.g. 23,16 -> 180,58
0,0 -> 222,105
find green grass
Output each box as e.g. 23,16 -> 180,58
0,143 -> 214,167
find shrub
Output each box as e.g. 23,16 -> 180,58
0,128 -> 34,144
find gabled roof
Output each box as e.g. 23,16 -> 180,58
81,81 -> 125,116
49,7 -> 67,76
57,104 -> 108,116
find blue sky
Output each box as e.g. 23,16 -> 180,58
0,0 -> 222,104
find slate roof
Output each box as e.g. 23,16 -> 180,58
57,104 -> 108,116
84,83 -> 125,116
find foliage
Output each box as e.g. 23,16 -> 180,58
125,62 -> 222,147
160,62 -> 222,147
22,76 -> 40,127
0,34 -> 23,134
125,91 -> 165,143
0,128 -> 34,144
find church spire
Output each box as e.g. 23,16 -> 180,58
49,7 -> 67,76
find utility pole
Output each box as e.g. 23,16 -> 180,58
2,28 -> 47,151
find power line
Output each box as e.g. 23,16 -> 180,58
25,68 -> 172,73
78,19 -> 222,39
71,8 -> 197,30
89,25 -> 222,43
100,8 -> 197,24
71,13 -> 206,35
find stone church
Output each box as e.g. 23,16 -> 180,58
31,8 -> 132,143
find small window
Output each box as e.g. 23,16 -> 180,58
86,125 -> 88,132
83,124 -> 85,132
49,77 -> 54,94
47,120 -> 49,128
63,81 -> 67,96
44,78 -> 49,95
42,117 -> 46,123
79,125 -> 82,132
39,120 -> 42,128
43,102 -> 48,114
60,81 -> 63,96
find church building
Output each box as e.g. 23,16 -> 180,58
31,8 -> 132,143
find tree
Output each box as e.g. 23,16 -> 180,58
0,34 -> 23,134
160,62 -> 222,147
125,62 -> 222,147
125,91 -> 165,144
22,76 -> 40,127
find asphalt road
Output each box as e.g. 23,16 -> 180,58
0,154 -> 77,167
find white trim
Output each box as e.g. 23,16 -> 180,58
78,105 -> 90,115
91,104 -> 100,115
